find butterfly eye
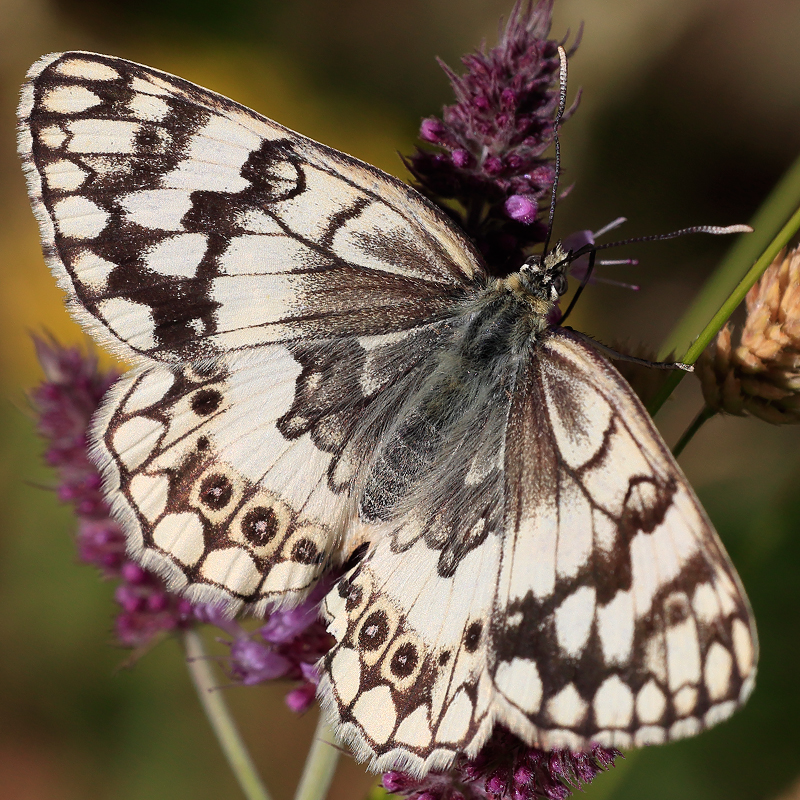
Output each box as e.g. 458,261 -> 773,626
552,274 -> 568,298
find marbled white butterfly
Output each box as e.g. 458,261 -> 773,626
18,52 -> 757,776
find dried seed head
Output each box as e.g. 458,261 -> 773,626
697,247 -> 800,424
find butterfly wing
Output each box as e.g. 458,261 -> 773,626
18,51 -> 484,608
320,327 -> 757,774
92,324 -> 451,613
496,329 -> 757,748
18,51 -> 483,364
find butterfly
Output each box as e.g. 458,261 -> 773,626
18,51 -> 757,776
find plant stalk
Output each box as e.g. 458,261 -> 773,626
183,629 -> 273,800
672,405 -> 716,458
647,201 -> 800,417
293,714 -> 341,800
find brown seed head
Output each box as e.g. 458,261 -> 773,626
697,247 -> 800,424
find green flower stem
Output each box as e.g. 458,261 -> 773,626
183,629 -> 273,800
672,405 -> 716,458
658,152 -> 800,361
647,200 -> 800,417
293,714 -> 341,800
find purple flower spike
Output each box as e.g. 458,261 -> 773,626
452,150 -> 471,168
229,639 -> 293,684
31,336 -> 196,649
384,772 -> 414,793
259,601 -> 320,644
382,729 -> 621,800
406,0 -> 580,275
420,118 -> 449,144
561,218 -> 640,291
285,681 -> 317,713
561,228 -> 594,254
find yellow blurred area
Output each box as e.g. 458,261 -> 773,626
1,0 -> 799,799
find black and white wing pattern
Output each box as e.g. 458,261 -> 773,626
18,51 -> 483,612
19,51 -> 757,775
321,324 -> 757,774
18,51 -> 481,364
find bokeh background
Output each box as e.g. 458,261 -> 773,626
1,0 -> 799,798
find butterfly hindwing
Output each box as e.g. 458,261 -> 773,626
93,324 -> 454,613
93,348 -> 348,614
18,51 -> 483,365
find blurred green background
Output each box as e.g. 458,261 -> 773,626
0,0 -> 798,798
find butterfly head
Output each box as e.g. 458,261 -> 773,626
515,242 -> 571,304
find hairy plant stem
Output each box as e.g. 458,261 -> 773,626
647,200 -> 800,417
293,714 -> 341,800
672,405 -> 716,458
183,629 -> 273,800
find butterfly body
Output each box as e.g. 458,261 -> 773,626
19,51 -> 757,777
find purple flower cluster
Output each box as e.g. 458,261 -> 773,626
196,579 -> 335,713
406,0 -> 580,274
383,730 -> 621,800
31,336 -> 194,647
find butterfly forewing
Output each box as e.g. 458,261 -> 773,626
19,51 -> 483,613
19,51 -> 757,777
18,51 -> 483,365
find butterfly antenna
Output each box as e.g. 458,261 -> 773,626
560,222 -> 750,321
571,224 -> 752,258
559,248 -> 596,324
541,45 -> 569,258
